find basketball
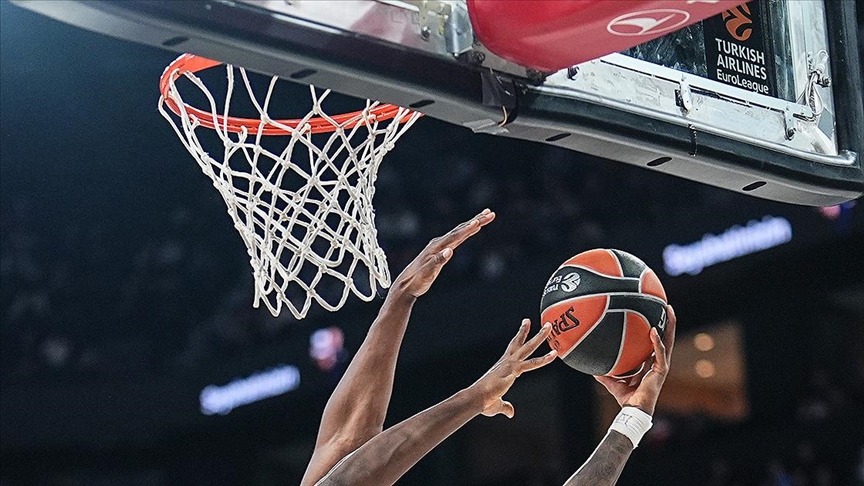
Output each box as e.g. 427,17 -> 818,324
541,249 -> 668,376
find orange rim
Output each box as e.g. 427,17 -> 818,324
159,54 -> 418,136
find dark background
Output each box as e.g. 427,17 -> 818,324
1,1 -> 863,485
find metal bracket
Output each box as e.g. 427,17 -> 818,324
807,50 -> 832,87
443,1 -> 472,55
418,1 -> 472,55
460,43 -> 547,82
677,78 -> 693,114
784,105 -> 797,140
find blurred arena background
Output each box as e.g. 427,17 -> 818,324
1,2 -> 863,485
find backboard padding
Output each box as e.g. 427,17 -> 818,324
10,0 -> 863,206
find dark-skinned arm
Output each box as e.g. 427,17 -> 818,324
563,430 -> 634,486
316,320 -> 558,486
301,210 -> 495,486
563,305 -> 677,486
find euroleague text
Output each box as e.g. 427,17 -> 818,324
715,38 -> 770,94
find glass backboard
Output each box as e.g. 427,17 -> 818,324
10,0 -> 863,206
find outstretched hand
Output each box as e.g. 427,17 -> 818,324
392,209 -> 496,299
469,320 -> 558,418
595,305 -> 677,415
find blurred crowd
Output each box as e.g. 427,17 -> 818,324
2,136 -> 863,485
636,366 -> 864,486
1,141 -> 684,382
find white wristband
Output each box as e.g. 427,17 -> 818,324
608,406 -> 653,448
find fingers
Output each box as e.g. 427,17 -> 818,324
438,209 -> 496,250
520,349 -> 557,373
650,328 -> 667,371
506,319 -> 531,354
413,247 -> 453,292
513,322 -> 556,374
518,322 -> 552,359
594,374 -> 617,391
473,208 -> 496,228
417,210 -> 495,285
625,361 -> 650,387
594,374 -> 629,398
663,305 -> 677,357
418,246 -> 452,283
595,374 -> 612,384
653,305 -> 676,371
433,247 -> 453,265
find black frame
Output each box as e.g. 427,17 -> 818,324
10,0 -> 863,205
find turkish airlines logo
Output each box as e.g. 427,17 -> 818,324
607,9 -> 691,37
723,4 -> 753,41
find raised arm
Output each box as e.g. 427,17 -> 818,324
564,305 -> 677,486
301,210 -> 495,485
315,320 -> 558,486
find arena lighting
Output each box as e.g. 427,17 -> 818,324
694,359 -> 716,378
662,216 -> 792,276
310,327 -> 345,372
199,365 -> 300,415
818,200 -> 856,221
694,333 -> 715,352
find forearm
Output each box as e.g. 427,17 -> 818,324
563,430 -> 634,486
316,290 -> 415,440
355,289 -> 416,366
316,388 -> 483,486
568,305 -> 674,486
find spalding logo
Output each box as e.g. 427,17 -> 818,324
657,306 -> 668,332
548,306 -> 581,337
561,272 -> 581,292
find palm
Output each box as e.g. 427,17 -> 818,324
398,261 -> 440,297
472,320 -> 557,418
478,361 -> 519,417
595,306 -> 676,416
393,209 -> 495,298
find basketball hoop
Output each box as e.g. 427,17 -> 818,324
158,53 -> 421,319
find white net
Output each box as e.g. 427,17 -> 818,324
158,58 -> 421,319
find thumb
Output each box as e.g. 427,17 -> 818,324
436,247 -> 453,264
500,400 -> 515,419
482,398 -> 515,418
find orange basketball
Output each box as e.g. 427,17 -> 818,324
540,249 -> 668,376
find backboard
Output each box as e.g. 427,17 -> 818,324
11,0 -> 864,206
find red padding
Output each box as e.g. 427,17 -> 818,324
467,0 -> 750,72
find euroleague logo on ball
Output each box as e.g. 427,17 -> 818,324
542,271 -> 581,297
561,272 -> 581,292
